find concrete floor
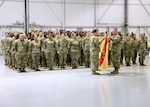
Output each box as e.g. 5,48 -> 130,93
0,56 -> 150,107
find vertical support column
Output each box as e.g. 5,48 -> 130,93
24,0 -> 29,34
139,26 -> 141,38
63,0 -> 66,29
27,0 -> 29,32
94,0 -> 97,27
124,0 -> 129,35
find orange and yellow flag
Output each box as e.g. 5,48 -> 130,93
99,36 -> 109,70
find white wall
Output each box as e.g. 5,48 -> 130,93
0,1 -> 24,25
129,0 -> 150,26
29,2 -> 63,26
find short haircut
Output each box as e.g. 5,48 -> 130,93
92,29 -> 98,33
113,28 -> 118,31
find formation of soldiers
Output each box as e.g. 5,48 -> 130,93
0,28 -> 148,74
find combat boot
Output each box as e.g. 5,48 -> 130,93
22,68 -> 27,72
61,67 -> 65,70
72,65 -> 77,69
142,63 -> 146,66
35,69 -> 40,71
18,68 -> 22,73
133,61 -> 136,64
111,68 -> 119,74
126,63 -> 131,66
92,70 -> 100,75
111,70 -> 119,74
48,67 -> 53,70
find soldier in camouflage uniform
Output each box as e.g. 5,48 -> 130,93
6,33 -> 12,67
1,36 -> 5,56
1,32 -> 9,66
14,34 -> 29,72
124,33 -> 132,66
65,31 -> 72,67
119,34 -> 124,64
57,33 -> 68,69
54,33 -> 60,67
38,31 -> 46,68
138,34 -> 148,66
68,32 -> 80,69
131,34 -> 138,64
110,28 -> 121,74
82,31 -> 90,68
27,33 -> 33,69
30,35 -> 41,71
45,33 -> 55,70
90,29 -> 104,75
10,32 -> 18,69
13,37 -> 19,69
77,32 -> 84,66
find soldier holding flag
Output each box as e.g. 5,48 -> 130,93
90,29 -> 104,75
109,28 -> 121,74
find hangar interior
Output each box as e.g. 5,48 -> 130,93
0,0 -> 150,107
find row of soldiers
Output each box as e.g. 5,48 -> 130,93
1,30 -> 91,72
1,29 -> 148,74
111,32 -> 148,66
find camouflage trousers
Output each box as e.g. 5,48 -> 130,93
40,52 -> 46,67
66,53 -> 71,66
16,53 -> 27,70
84,50 -> 90,68
58,52 -> 67,68
6,51 -> 11,66
11,52 -> 16,68
45,52 -> 55,69
120,49 -> 124,64
32,53 -> 40,69
125,51 -> 131,65
90,51 -> 99,71
3,50 -> 8,65
111,51 -> 121,70
54,52 -> 59,67
131,50 -> 137,63
78,49 -> 84,66
71,52 -> 79,68
139,49 -> 146,64
28,53 -> 32,68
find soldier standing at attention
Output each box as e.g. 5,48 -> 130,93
66,31 -> 72,67
138,34 -> 147,66
38,31 -> 46,68
57,33 -> 68,69
77,32 -> 83,66
131,34 -> 138,64
124,33 -> 132,66
10,32 -> 18,69
7,33 -> 12,67
110,28 -> 121,74
82,31 -> 90,68
30,35 -> 41,71
120,34 -> 124,65
27,33 -> 33,69
90,29 -> 104,75
54,33 -> 60,67
45,33 -> 55,70
14,34 -> 29,73
68,32 -> 80,69
2,32 -> 9,66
